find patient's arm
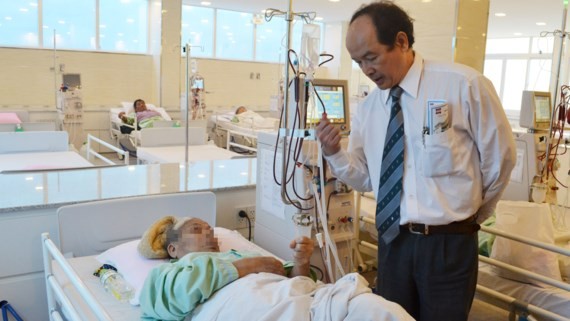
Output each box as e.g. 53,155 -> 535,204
289,236 -> 314,277
232,256 -> 285,277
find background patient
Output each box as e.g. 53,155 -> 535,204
138,216 -> 314,320
118,99 -> 164,129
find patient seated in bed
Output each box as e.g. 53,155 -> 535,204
138,216 -> 314,320
138,216 -> 413,321
118,99 -> 164,130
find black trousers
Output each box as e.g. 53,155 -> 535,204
376,231 -> 478,321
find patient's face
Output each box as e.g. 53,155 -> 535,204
135,100 -> 148,113
170,218 -> 219,258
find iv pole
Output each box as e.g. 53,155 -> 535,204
264,2 -> 315,207
183,43 -> 203,165
541,1 -> 569,183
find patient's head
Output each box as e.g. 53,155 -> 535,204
235,106 -> 247,115
166,218 -> 219,258
133,99 -> 148,113
137,216 -> 219,260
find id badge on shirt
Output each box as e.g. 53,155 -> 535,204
427,100 -> 450,134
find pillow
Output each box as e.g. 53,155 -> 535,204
0,112 -> 22,124
95,227 -> 272,306
490,201 -> 562,287
96,239 -> 165,306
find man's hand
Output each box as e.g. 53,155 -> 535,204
315,114 -> 342,156
232,257 -> 285,278
289,236 -> 314,277
118,112 -> 127,122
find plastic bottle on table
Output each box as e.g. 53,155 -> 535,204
98,267 -> 134,302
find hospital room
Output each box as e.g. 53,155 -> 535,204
1,0 -> 570,320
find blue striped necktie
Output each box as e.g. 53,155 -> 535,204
376,86 -> 404,244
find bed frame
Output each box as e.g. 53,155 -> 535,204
42,192 -> 216,320
358,214 -> 570,321
210,111 -> 279,154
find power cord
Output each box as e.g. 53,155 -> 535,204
238,210 -> 252,241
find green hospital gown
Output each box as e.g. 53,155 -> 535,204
140,250 -> 258,321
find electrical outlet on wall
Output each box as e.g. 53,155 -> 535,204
235,205 -> 255,229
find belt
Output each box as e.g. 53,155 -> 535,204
400,215 -> 480,235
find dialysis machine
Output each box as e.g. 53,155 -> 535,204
56,73 -> 84,149
254,77 -> 363,282
502,91 -> 557,203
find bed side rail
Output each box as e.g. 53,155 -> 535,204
358,215 -> 570,321
225,129 -> 258,153
86,134 -> 129,165
42,232 -> 112,321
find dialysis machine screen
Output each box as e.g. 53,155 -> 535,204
307,79 -> 350,132
519,91 -> 551,130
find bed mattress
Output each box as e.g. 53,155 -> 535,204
137,144 -> 240,164
0,151 -> 92,172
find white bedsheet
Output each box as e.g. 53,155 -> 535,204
477,262 -> 570,318
192,272 -> 412,321
211,112 -> 279,134
137,144 -> 240,164
0,151 -> 92,172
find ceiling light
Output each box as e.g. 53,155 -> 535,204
536,22 -> 546,26
513,32 -> 523,36
494,13 -> 506,17
329,0 -> 340,2
201,1 -> 211,5
315,16 -> 323,21
421,0 -> 432,3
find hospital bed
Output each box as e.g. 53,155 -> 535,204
0,110 -> 30,123
42,192 -> 413,321
0,122 -> 56,132
0,131 -> 93,172
109,102 -> 174,149
209,110 -> 279,154
136,126 -> 242,164
356,197 -> 570,321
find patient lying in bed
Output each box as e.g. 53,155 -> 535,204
138,216 -> 413,321
118,99 -> 164,130
231,106 -> 277,129
138,216 -> 314,320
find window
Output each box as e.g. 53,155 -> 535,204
527,59 -> 552,91
181,5 -> 214,58
486,38 -> 530,54
0,0 -> 39,47
502,59 -> 528,111
215,9 -> 253,60
255,15 -> 286,62
43,0 -> 96,50
483,59 -> 503,96
484,36 -> 553,114
99,0 -> 148,53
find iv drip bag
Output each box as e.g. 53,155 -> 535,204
300,24 -> 321,76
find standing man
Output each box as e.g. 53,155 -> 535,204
316,2 -> 516,321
